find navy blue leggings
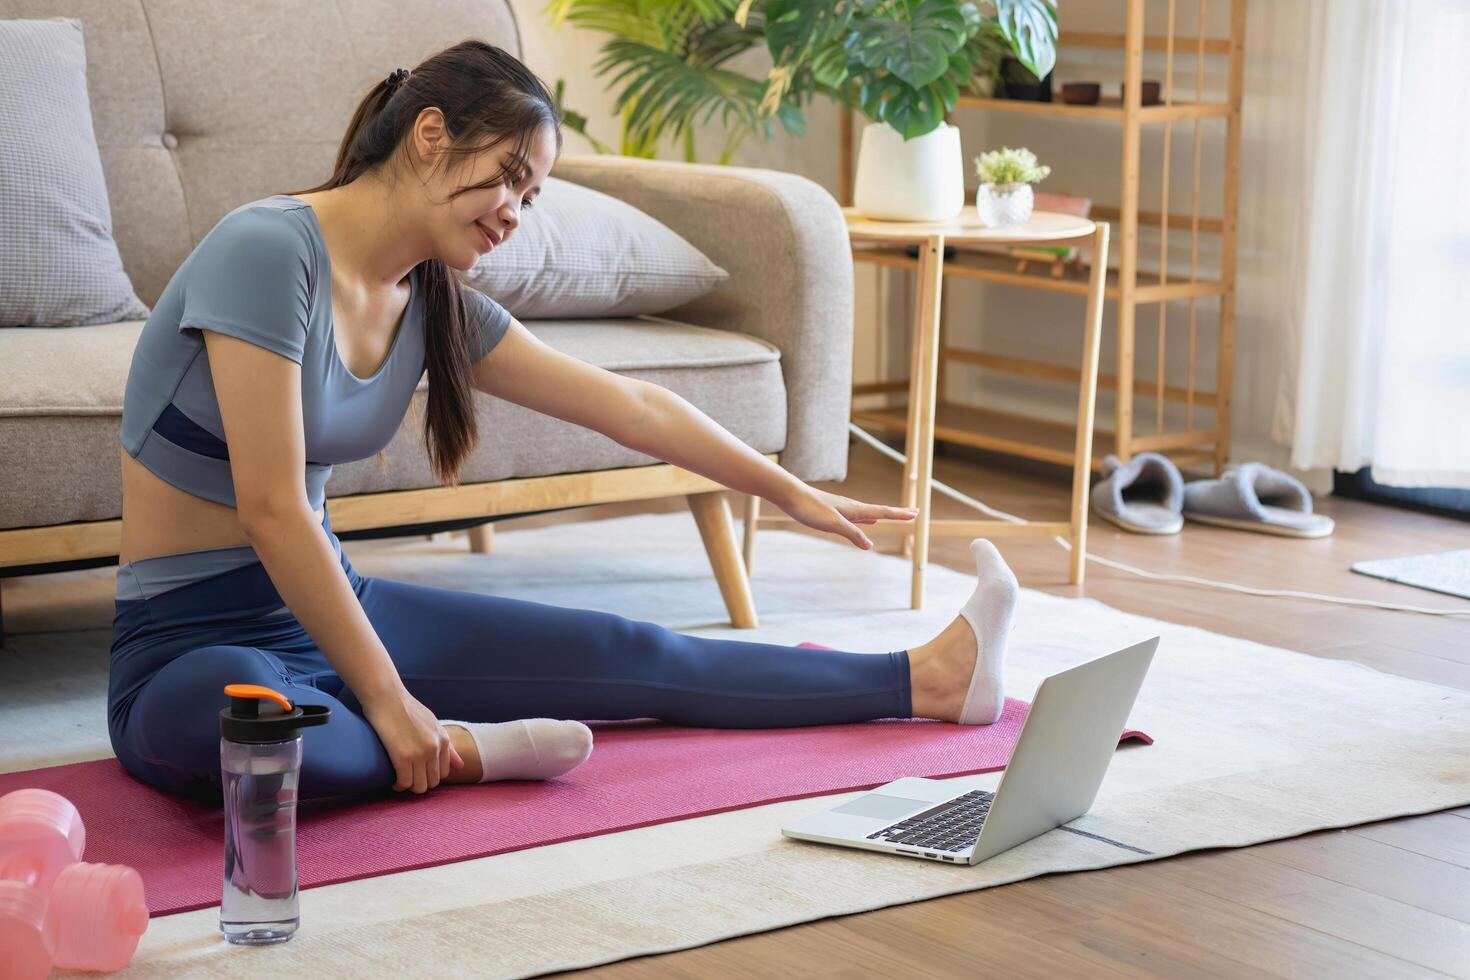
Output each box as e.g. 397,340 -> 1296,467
109,511 -> 912,802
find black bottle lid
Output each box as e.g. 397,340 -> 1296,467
219,683 -> 331,744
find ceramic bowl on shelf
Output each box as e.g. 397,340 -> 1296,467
1121,80 -> 1163,105
1061,82 -> 1101,105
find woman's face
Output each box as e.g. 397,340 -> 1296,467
420,120 -> 556,271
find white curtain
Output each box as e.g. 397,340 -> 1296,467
1288,0 -> 1470,488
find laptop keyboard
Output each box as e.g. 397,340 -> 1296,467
865,789 -> 994,852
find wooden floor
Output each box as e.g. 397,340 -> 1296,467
502,440 -> 1470,980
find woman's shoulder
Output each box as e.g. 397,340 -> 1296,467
185,196 -> 320,285
202,196 -> 317,253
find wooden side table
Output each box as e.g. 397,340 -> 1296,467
757,207 -> 1109,610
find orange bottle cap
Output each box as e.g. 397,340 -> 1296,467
223,684 -> 293,713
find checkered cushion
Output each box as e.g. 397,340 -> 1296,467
0,18 -> 148,327
462,176 -> 727,318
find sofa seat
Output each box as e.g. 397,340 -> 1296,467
0,317 -> 786,529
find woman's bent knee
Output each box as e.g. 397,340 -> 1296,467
113,645 -> 286,800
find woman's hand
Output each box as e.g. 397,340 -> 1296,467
773,485 -> 918,550
360,687 -> 464,794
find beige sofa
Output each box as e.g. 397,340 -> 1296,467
0,0 -> 855,639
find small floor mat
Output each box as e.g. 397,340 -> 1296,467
1351,548 -> 1470,601
0,659 -> 1151,917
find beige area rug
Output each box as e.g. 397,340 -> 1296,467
2,512 -> 1467,979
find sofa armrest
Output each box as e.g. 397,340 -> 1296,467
551,154 -> 853,483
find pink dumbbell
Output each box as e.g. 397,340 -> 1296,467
0,789 -> 85,893
0,789 -> 148,979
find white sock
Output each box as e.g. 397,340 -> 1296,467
955,539 -> 1019,725
441,718 -> 594,782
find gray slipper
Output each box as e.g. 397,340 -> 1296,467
1182,463 -> 1335,538
1091,453 -> 1184,534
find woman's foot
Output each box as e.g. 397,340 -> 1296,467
442,718 -> 593,783
908,539 -> 1019,724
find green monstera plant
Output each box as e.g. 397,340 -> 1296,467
544,0 -> 1056,161
750,0 -> 1058,141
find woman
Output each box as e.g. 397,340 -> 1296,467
110,40 -> 1018,804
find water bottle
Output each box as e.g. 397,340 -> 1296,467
218,683 -> 329,945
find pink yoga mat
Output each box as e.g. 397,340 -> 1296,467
1,644 -> 1151,916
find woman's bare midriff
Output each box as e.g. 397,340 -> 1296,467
117,448 -> 323,566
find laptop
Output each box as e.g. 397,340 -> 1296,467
781,637 -> 1158,865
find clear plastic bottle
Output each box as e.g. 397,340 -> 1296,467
218,683 -> 329,945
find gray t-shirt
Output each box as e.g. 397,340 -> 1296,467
119,195 -> 511,512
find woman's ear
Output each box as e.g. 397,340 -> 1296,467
409,107 -> 449,167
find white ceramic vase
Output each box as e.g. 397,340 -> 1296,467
975,182 -> 1034,228
852,121 -> 964,222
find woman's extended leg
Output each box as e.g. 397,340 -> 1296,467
336,537 -> 1019,734
342,575 -> 913,729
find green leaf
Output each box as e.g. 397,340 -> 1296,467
598,38 -> 765,155
882,84 -> 944,140
958,2 -> 983,37
811,39 -> 851,88
776,99 -> 808,137
946,51 -> 971,82
858,74 -> 903,121
994,0 -> 1058,79
764,0 -> 855,67
850,0 -> 969,89
931,71 -> 959,112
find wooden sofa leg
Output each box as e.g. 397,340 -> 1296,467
687,491 -> 759,629
741,494 -> 759,574
467,523 -> 494,554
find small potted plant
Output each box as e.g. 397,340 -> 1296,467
973,146 -> 1050,228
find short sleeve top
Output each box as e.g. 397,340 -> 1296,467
118,195 -> 512,512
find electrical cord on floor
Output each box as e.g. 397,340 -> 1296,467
847,423 -> 1470,619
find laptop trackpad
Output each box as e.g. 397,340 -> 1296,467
831,794 -> 931,820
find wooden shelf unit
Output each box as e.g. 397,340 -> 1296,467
954,94 -> 1230,123
840,0 -> 1246,472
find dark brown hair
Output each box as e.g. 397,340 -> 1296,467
290,40 -> 562,485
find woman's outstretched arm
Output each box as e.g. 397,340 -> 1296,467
472,318 -> 917,549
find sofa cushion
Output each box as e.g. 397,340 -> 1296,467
0,318 -> 786,528
462,177 -> 728,319
0,18 -> 149,328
